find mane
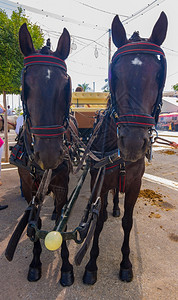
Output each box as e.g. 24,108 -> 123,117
129,31 -> 146,42
40,46 -> 52,55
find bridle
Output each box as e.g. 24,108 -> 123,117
21,54 -> 71,139
110,41 -> 167,128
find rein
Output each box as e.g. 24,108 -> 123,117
71,112 -> 104,174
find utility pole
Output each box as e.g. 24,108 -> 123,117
93,82 -> 95,92
3,91 -> 9,162
108,28 -> 111,68
12,94 -> 13,110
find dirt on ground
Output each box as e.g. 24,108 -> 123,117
0,149 -> 178,300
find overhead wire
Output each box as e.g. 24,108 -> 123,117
3,0 -> 176,56
167,71 -> 178,78
13,0 -> 108,31
0,0 -> 16,9
69,30 -> 108,58
122,0 -> 166,24
73,0 -> 128,18
1,0 -> 177,88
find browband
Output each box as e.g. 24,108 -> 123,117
24,54 -> 67,72
112,42 -> 165,64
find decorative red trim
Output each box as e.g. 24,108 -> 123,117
119,114 -> 154,119
118,42 -> 162,50
106,162 -> 120,170
32,132 -> 66,136
116,121 -> 154,126
25,55 -> 65,63
24,60 -> 67,70
113,48 -> 164,61
123,176 -> 125,191
31,126 -> 64,130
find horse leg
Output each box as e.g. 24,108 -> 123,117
18,167 -> 33,204
119,178 -> 142,282
83,194 -> 108,285
51,194 -> 57,220
28,218 -> 42,282
60,232 -> 74,286
112,187 -> 120,217
53,186 -> 74,287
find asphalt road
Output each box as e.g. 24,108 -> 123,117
0,130 -> 178,300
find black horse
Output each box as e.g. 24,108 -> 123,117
16,23 -> 75,286
82,12 -> 168,284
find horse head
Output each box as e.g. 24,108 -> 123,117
19,24 -> 71,170
110,12 -> 168,162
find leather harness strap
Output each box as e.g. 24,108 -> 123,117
116,113 -> 155,127
73,112 -> 104,174
30,125 -> 66,138
24,55 -> 67,71
112,42 -> 165,63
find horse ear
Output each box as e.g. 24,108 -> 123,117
19,23 -> 35,56
54,28 -> 70,60
111,15 -> 127,49
148,12 -> 168,46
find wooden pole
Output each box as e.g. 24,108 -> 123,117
3,91 -> 9,162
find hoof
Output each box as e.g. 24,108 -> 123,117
119,268 -> 133,282
28,265 -> 41,282
0,205 -> 8,210
60,270 -> 74,287
83,270 -> 97,285
113,208 -> 120,217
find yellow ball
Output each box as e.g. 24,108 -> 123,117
44,231 -> 63,251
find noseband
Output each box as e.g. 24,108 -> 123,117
21,54 -> 70,138
110,41 -> 167,128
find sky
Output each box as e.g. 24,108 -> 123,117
0,0 -> 178,108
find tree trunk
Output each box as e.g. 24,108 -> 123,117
3,91 -> 9,162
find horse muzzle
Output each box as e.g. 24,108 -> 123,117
117,126 -> 150,162
34,138 -> 64,170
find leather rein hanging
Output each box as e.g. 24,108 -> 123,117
110,41 -> 167,127
21,54 -> 70,142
